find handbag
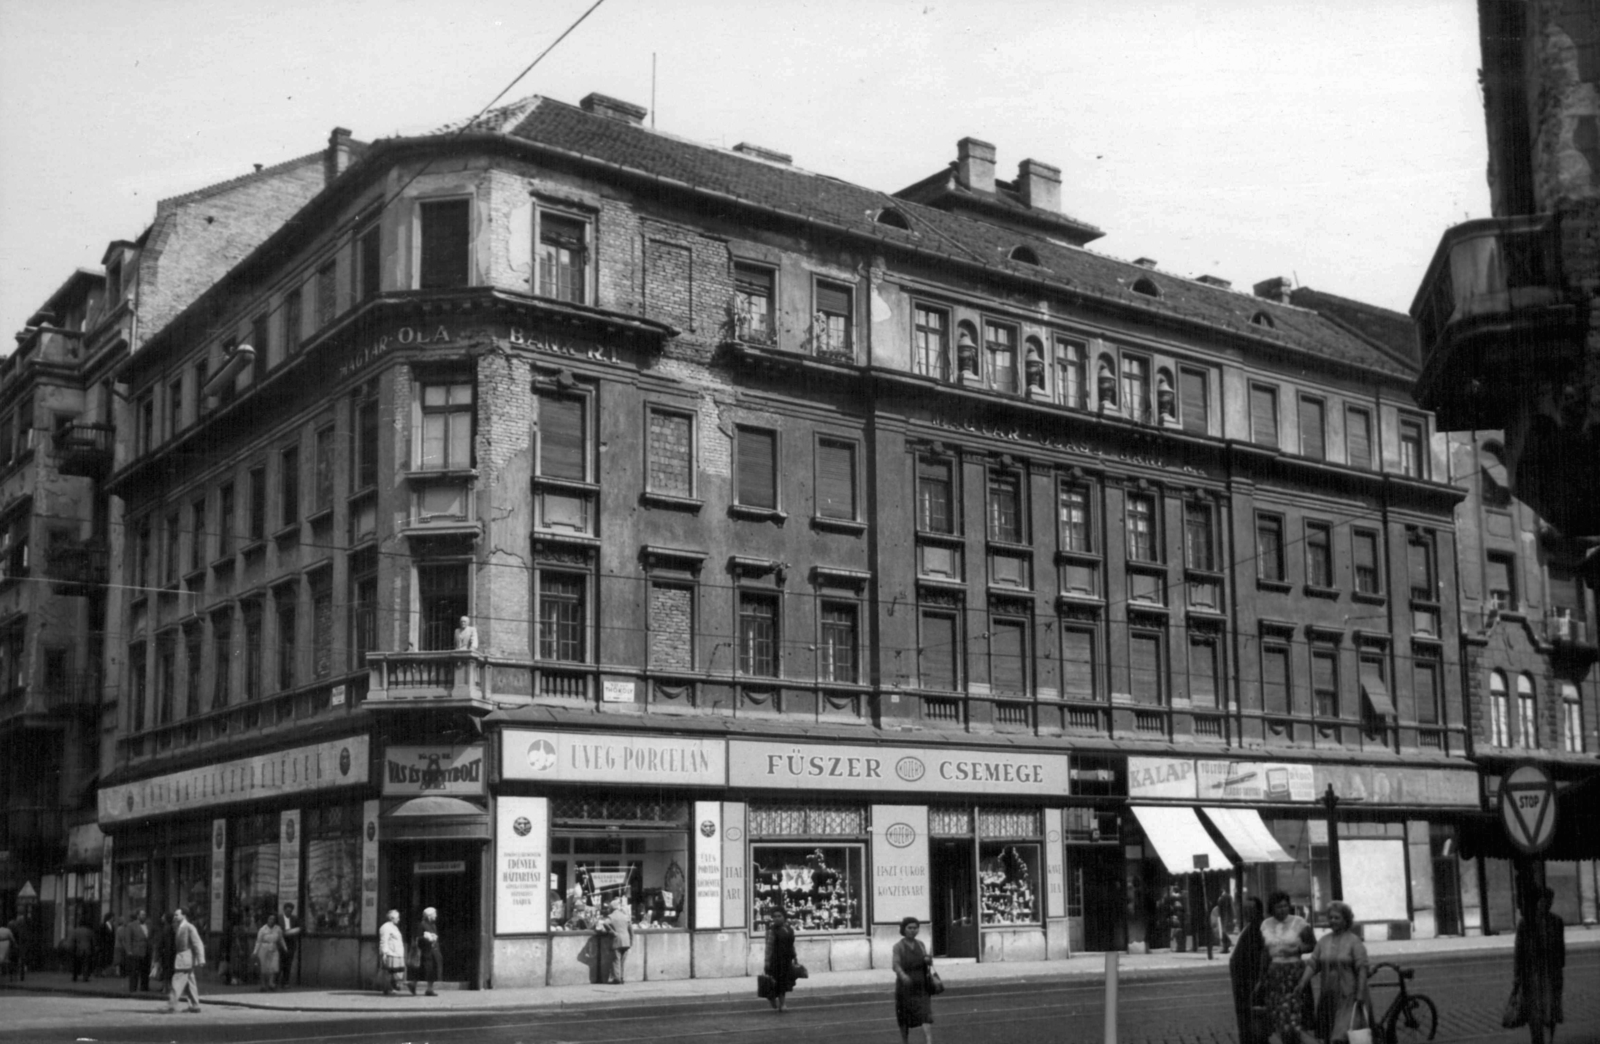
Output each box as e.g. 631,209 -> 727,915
1502,985 -> 1528,1029
793,962 -> 808,980
406,943 -> 421,971
1346,1002 -> 1373,1044
757,973 -> 775,999
926,967 -> 946,996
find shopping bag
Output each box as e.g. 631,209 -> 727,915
1502,986 -> 1528,1029
1346,1002 -> 1374,1044
756,973 -> 775,999
926,969 -> 946,995
406,944 -> 420,971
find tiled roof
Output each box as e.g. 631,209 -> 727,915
498,97 -> 1414,382
1288,287 -> 1419,371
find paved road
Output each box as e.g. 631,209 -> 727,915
4,950 -> 1594,1044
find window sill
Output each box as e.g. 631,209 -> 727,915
728,504 -> 786,523
241,539 -> 268,557
1056,550 -> 1102,566
210,554 -> 236,571
404,467 -> 478,484
811,516 -> 867,535
533,475 -> 599,495
986,539 -> 1032,554
273,523 -> 301,544
306,507 -> 334,527
640,491 -> 703,513
1303,584 -> 1341,600
1055,592 -> 1104,610
916,530 -> 964,547
1126,601 -> 1170,616
1351,591 -> 1386,605
1256,578 -> 1293,593
183,568 -> 207,586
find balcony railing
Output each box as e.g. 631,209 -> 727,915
55,421 -> 115,478
47,540 -> 108,595
367,650 -> 488,705
41,669 -> 100,712
1546,610 -> 1592,648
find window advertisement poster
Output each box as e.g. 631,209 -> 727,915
721,801 -> 747,930
870,805 -> 929,924
1196,760 -> 1315,803
360,800 -> 379,937
278,809 -> 301,912
501,729 -> 725,787
496,796 -> 549,935
694,800 -> 722,931
1044,808 -> 1066,918
209,818 -> 226,930
1128,756 -> 1198,800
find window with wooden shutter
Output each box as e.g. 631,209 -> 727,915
1353,529 -> 1381,594
920,610 -> 957,691
814,281 -> 852,355
1061,628 -> 1095,699
1130,632 -> 1162,705
990,618 -> 1027,695
1184,502 -> 1214,571
1257,514 -> 1284,581
1346,407 -> 1372,469
1299,396 -> 1325,460
419,199 -> 470,290
1188,634 -> 1218,707
1311,645 -> 1338,717
736,428 -> 777,509
537,392 -> 587,481
1179,367 -> 1208,433
816,439 -> 856,519
1250,384 -> 1279,446
1408,533 -> 1436,600
1262,643 -> 1290,714
918,457 -> 954,533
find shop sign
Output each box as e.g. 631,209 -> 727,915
381,745 -> 486,796
1314,764 -> 1477,807
361,800 -> 379,937
694,801 -> 722,930
601,679 -> 636,703
1196,761 -> 1315,803
1043,808 -> 1066,919
729,741 -> 1068,795
500,730 -> 726,786
99,736 -> 370,823
209,819 -> 225,931
721,802 -> 747,929
870,805 -> 929,923
277,810 -> 301,912
415,861 -> 467,875
495,796 -> 549,935
1127,757 -> 1197,799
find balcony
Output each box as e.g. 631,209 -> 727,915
1546,610 -> 1597,670
1411,215 -> 1577,430
40,669 -> 100,713
366,650 -> 492,709
55,421 -> 115,478
46,540 -> 108,596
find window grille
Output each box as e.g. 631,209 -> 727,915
551,796 -> 688,826
928,805 -> 973,836
747,802 -> 866,838
978,808 -> 1041,839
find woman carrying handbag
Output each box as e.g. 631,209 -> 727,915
762,907 -> 799,1013
892,916 -> 935,1044
1297,901 -> 1371,1044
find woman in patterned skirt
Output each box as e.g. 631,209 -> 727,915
1259,891 -> 1314,1044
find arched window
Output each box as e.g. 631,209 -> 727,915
1517,673 -> 1538,749
876,207 -> 911,230
1490,670 -> 1510,747
1562,681 -> 1584,753
1132,277 -> 1161,298
1009,245 -> 1041,265
1250,311 -> 1276,329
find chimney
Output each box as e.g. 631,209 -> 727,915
956,137 -> 997,194
1017,159 -> 1061,212
1133,257 -> 1159,268
1195,274 -> 1232,289
732,142 -> 793,165
324,127 -> 353,185
1252,276 -> 1292,303
580,92 -> 648,126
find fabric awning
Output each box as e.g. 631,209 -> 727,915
1201,807 -> 1295,864
1361,677 -> 1397,719
1129,805 -> 1230,874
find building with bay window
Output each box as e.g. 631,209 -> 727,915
98,91 -> 1498,988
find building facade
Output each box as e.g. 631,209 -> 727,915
99,92 -> 1487,989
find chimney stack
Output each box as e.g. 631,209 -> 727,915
580,92 -> 648,126
324,127 -> 353,185
1017,159 -> 1061,212
1195,274 -> 1233,289
733,142 -> 793,165
956,137 -> 997,194
1252,276 -> 1293,303
1133,257 -> 1159,269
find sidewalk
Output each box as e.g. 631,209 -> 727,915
4,926 -> 1594,1015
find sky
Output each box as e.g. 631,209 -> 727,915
0,0 -> 1488,342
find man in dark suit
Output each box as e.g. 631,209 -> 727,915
280,903 -> 303,987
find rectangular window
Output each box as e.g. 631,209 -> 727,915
1486,552 -> 1515,611
1414,647 -> 1441,725
985,320 -> 1017,393
419,198 -> 471,291
1121,354 -> 1151,422
1400,417 -> 1426,478
1262,641 -> 1290,715
193,358 -> 210,417
917,457 -> 954,534
185,631 -> 203,718
646,408 -> 693,497
1189,633 -> 1219,708
157,638 -> 176,725
1492,674 -> 1511,747
311,575 -> 332,678
987,472 -> 1023,544
1126,493 -> 1157,563
1184,501 -> 1215,572
243,605 -> 263,702
537,211 -> 588,303
1250,384 -> 1279,447
1299,396 -> 1326,460
1179,366 -> 1209,434
354,391 -> 378,490
733,263 -> 775,344
815,438 -> 857,521
137,395 -> 154,455
216,483 -> 235,558
349,550 -> 377,668
315,262 -> 337,328
211,613 -> 232,709
919,609 -> 959,691
356,220 -> 381,301
168,378 -> 184,439
1061,627 -> 1096,700
421,382 -> 474,470
735,427 -> 778,509
1311,643 -> 1339,718
1353,529 -> 1382,595
1306,521 -> 1333,588
1563,684 -> 1584,753
277,598 -> 296,692
738,591 -> 778,676
814,281 -> 853,356
1057,338 -> 1087,409
1060,484 -> 1093,554
188,497 -> 206,573
820,602 -> 859,684
284,285 -> 303,355
314,425 -> 335,511
1408,532 -> 1437,601
990,617 -> 1028,695
537,572 -> 587,662
417,562 -> 467,651
536,390 -> 588,481
250,313 -> 269,377
915,305 -> 950,381
248,466 -> 266,542
1346,406 -> 1372,469
279,446 -> 299,530
128,643 -> 147,731
648,582 -> 694,670
1257,514 -> 1285,582
1130,631 -> 1163,706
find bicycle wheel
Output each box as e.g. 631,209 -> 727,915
1386,993 -> 1438,1044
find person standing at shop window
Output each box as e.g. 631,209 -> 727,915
279,903 -> 302,987
601,900 -> 633,984
377,909 -> 407,996
412,906 -> 441,996
763,906 -> 799,1013
1258,890 -> 1314,1044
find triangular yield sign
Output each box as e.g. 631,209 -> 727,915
1505,781 -> 1553,848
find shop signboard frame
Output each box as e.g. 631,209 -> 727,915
730,741 -> 1067,795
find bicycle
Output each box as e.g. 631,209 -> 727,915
1368,961 -> 1438,1044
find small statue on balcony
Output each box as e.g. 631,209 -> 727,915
1156,370 -> 1177,421
956,327 -> 980,376
454,616 -> 479,651
1097,358 -> 1117,407
1024,340 -> 1046,391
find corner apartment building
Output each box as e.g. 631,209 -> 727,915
100,92 -> 1485,989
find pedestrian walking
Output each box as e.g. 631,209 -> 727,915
762,906 -> 799,1013
254,913 -> 287,991
69,916 -> 97,982
98,913 -> 116,977
1231,897 -> 1267,1044
602,900 -> 632,984
1508,885 -> 1566,1044
280,903 -> 302,988
892,915 -> 935,1044
377,909 -> 407,996
163,907 -> 205,1014
1299,901 -> 1370,1044
1259,890 -> 1315,1044
123,909 -> 151,992
412,906 -> 441,996
1212,890 -> 1236,954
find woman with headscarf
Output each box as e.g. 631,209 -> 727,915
1259,891 -> 1314,1044
1231,896 -> 1267,1044
411,906 -> 441,996
1299,901 -> 1370,1043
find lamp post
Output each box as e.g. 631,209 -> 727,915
1322,784 -> 1343,901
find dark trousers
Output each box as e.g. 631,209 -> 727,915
71,951 -> 94,981
126,953 -> 149,992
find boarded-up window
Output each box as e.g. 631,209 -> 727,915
647,409 -> 692,497
816,439 -> 856,519
537,392 -> 587,481
920,610 -> 957,691
1262,643 -> 1290,714
736,428 -> 777,509
1062,628 -> 1095,700
648,583 -> 693,669
990,618 -> 1026,695
1180,367 -> 1208,433
1250,384 -> 1279,446
1299,396 -> 1325,460
419,199 -> 470,290
1130,633 -> 1162,705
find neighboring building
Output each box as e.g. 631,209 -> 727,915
100,92 -> 1482,990
0,135 -> 356,954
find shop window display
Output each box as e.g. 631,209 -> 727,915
979,843 -> 1041,925
550,830 -> 688,930
750,845 -> 864,933
230,812 -> 281,930
304,803 -> 361,933
171,854 -> 211,934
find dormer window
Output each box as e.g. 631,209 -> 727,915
875,207 -> 911,230
106,259 -> 123,304
1251,311 -> 1276,328
1009,245 -> 1041,266
1131,277 -> 1160,298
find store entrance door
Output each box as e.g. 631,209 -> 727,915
385,842 -> 480,984
1072,846 -> 1124,952
1432,853 -> 1461,936
931,839 -> 977,959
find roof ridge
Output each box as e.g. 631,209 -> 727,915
156,148 -> 330,210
